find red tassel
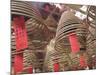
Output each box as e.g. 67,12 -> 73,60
68,33 -> 80,53
13,16 -> 28,51
53,63 -> 59,72
14,54 -> 23,73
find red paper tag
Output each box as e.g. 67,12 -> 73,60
79,55 -> 86,67
14,54 -> 23,73
53,63 -> 59,72
13,16 -> 28,51
27,67 -> 33,73
68,33 -> 80,53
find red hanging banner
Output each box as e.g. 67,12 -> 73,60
53,63 -> 59,72
14,54 -> 23,73
68,33 -> 80,53
13,16 -> 28,51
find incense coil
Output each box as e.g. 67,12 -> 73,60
11,26 -> 34,70
11,1 -> 53,42
86,33 -> 96,69
44,15 -> 57,32
86,6 -> 96,38
23,50 -> 33,68
76,23 -> 87,50
27,39 -> 37,63
11,29 -> 16,64
11,32 -> 16,50
25,18 -> 52,42
23,49 -> 37,69
11,1 -> 42,20
55,11 -> 81,43
54,11 -> 87,70
87,6 -> 96,27
11,31 -> 37,72
84,6 -> 96,69
87,6 -> 96,37
44,39 -> 72,71
11,1 -> 50,38
86,6 -> 96,53
11,1 -> 51,64
55,11 -> 86,52
25,18 -> 45,35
